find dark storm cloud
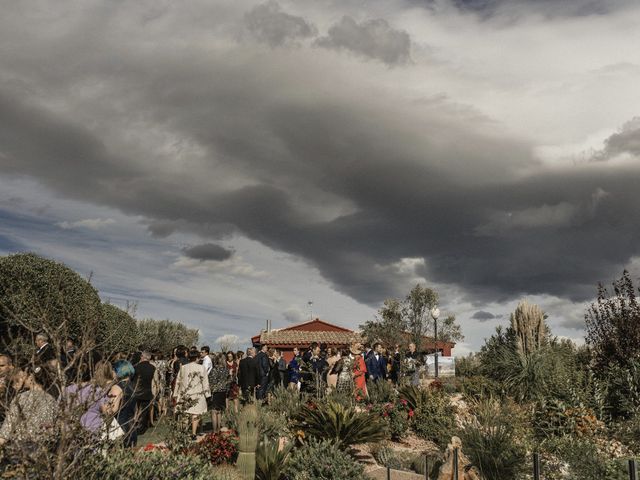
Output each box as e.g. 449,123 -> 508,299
408,0 -> 634,18
595,117 -> 640,160
316,16 -> 411,65
244,1 -> 317,47
1,1 -> 639,310
471,310 -> 496,321
182,243 -> 234,262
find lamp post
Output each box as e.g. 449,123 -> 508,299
431,306 -> 440,378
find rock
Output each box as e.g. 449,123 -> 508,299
437,436 -> 482,480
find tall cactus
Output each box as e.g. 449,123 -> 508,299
237,403 -> 258,480
510,300 -> 547,355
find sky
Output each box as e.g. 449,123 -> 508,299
1,0 -> 640,355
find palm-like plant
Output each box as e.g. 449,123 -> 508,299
458,399 -> 528,480
397,384 -> 430,411
293,401 -> 386,448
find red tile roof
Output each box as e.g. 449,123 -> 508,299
256,329 -> 363,347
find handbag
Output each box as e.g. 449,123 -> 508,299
101,417 -> 125,441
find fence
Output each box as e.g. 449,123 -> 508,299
382,450 -> 639,480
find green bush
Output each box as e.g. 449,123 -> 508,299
533,398 -> 603,440
370,443 -> 417,471
293,400 -> 386,448
368,400 -> 410,440
266,386 -> 306,420
366,380 -> 396,404
457,399 -> 529,480
613,414 -> 640,454
411,390 -> 455,447
100,303 -> 139,353
459,375 -> 503,401
79,448 -> 218,479
286,439 -> 364,480
0,253 -> 101,353
541,436 -> 628,480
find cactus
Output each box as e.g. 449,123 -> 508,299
372,443 -> 395,467
510,300 -> 547,355
211,465 -> 242,480
237,403 -> 259,480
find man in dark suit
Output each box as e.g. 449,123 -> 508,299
238,347 -> 259,404
254,344 -> 270,400
35,333 -> 56,365
132,351 -> 156,435
365,342 -> 387,382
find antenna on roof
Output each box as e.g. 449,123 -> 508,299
308,301 -> 313,321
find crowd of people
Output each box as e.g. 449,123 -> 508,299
0,334 -> 429,453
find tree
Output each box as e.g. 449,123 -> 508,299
585,270 -> 640,370
99,303 -> 139,354
405,284 -> 439,348
0,253 -> 102,355
136,318 -> 199,354
360,284 -> 464,350
360,298 -> 406,348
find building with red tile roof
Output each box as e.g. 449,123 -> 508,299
251,318 -> 454,362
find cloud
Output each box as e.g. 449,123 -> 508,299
316,16 -> 411,65
244,1 -> 317,47
283,306 -> 306,324
470,310 -> 496,321
594,117 -> 640,161
56,218 -> 116,230
172,255 -> 267,278
182,243 -> 234,261
1,0 -> 640,320
214,334 -> 240,350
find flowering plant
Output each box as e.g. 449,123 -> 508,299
141,443 -> 169,453
189,431 -> 239,465
368,400 -> 411,440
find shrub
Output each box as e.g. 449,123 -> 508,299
258,405 -> 291,441
266,386 -> 306,420
533,398 -> 603,440
459,375 -> 503,401
100,303 -> 139,354
542,436 -> 628,480
370,443 -> 418,471
0,253 -> 101,353
78,448 -> 218,479
189,431 -> 239,465
457,399 -> 529,480
286,438 -> 364,480
366,380 -> 396,404
411,390 -> 455,447
368,400 -> 411,440
293,400 -> 386,448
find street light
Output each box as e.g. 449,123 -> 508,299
431,306 -> 440,378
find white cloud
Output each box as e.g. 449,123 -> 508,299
171,255 -> 268,279
56,218 -> 116,230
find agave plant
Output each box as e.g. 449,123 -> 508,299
255,436 -> 292,480
293,400 -> 386,448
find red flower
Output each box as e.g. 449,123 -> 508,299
408,409 -> 414,418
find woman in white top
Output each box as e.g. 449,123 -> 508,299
173,349 -> 210,438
